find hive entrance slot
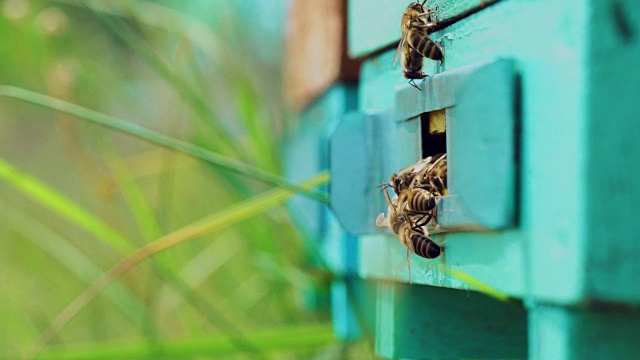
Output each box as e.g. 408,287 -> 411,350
421,109 -> 447,158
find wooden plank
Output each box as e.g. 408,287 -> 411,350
376,282 -> 527,359
530,305 -> 640,359
359,0 -> 590,304
285,85 -> 357,238
284,0 -> 362,110
348,0 -> 498,58
583,0 -> 640,302
358,230 -> 526,296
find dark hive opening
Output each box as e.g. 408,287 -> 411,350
420,109 -> 447,158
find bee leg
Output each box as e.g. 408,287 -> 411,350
377,182 -> 392,193
432,176 -> 445,193
408,79 -> 421,90
407,248 -> 412,285
413,214 -> 433,228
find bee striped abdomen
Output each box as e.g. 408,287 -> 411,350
409,30 -> 443,61
407,188 -> 436,213
410,233 -> 442,259
402,48 -> 426,79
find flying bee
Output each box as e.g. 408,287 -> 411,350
412,152 -> 448,196
393,1 -> 444,90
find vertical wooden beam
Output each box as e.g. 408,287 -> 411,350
284,0 -> 361,110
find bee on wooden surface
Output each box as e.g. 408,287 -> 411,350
376,184 -> 442,283
381,153 -> 446,197
385,157 -> 430,195
393,1 -> 443,90
405,226 -> 441,259
403,187 -> 437,226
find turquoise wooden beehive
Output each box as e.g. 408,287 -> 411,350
287,0 -> 640,358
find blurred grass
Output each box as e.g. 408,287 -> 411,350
0,156 -> 133,253
27,172 -> 329,359
0,1 -> 370,359
36,324 -> 335,360
0,85 -> 328,203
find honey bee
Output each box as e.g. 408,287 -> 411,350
405,227 -> 441,259
393,1 -> 443,90
381,153 -> 445,196
412,152 -> 448,196
403,187 -> 437,226
404,187 -> 436,213
376,183 -> 442,283
386,161 -> 424,195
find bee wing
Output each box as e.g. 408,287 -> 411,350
393,27 -> 409,68
412,158 -> 430,174
376,212 -> 390,227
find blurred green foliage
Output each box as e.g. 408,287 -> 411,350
0,0 -> 375,358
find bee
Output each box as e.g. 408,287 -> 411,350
376,183 -> 442,283
386,161 -> 424,195
403,187 -> 437,226
404,187 -> 436,213
405,227 -> 441,259
394,1 -> 444,90
383,155 -> 438,196
380,153 -> 446,197
412,152 -> 448,196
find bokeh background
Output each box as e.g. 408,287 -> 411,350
0,0 -> 373,358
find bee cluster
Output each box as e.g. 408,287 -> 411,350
376,153 -> 448,282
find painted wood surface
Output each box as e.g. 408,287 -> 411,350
530,304 -> 640,359
348,0 -> 490,57
376,282 -> 527,359
583,0 -> 640,303
288,0 -> 640,358
357,0 -> 592,304
285,85 -> 363,340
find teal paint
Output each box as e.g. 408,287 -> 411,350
285,85 -> 357,239
285,84 -> 362,340
446,60 -> 517,229
375,282 -> 527,359
287,0 -> 640,358
348,0 -> 488,57
530,304 -> 640,359
357,0 -> 591,303
585,0 -> 640,302
329,112 -> 379,235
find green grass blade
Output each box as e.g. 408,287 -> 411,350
0,208 -> 148,327
104,151 -> 163,241
27,172 -> 330,359
103,148 -> 269,349
439,265 -> 512,302
34,324 -> 335,360
0,156 -> 261,353
0,85 -> 328,203
51,0 -> 228,67
0,156 -> 133,253
97,14 -> 239,157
